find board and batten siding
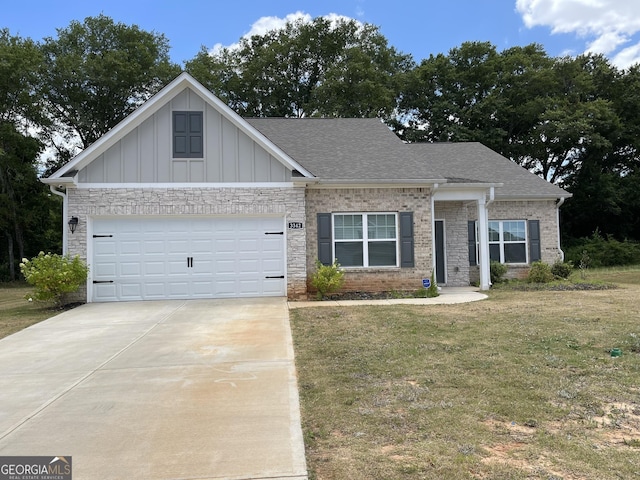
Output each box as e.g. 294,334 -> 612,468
77,87 -> 291,184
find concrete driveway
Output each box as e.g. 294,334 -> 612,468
0,298 -> 307,480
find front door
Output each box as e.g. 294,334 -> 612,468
435,220 -> 445,285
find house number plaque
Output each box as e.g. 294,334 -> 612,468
288,222 -> 304,229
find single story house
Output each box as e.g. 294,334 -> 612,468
42,72 -> 570,302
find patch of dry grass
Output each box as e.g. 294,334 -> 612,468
0,283 -> 54,339
290,268 -> 640,479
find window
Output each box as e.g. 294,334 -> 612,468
333,213 -> 398,267
173,111 -> 203,158
489,220 -> 527,263
469,219 -> 540,266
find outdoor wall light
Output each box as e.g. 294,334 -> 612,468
68,216 -> 79,234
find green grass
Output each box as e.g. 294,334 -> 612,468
0,283 -> 57,339
290,267 -> 640,479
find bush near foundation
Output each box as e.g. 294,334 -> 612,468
490,261 -> 508,284
20,252 -> 88,305
527,261 -> 554,283
551,260 -> 573,279
311,259 -> 345,300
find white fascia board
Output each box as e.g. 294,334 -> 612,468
494,193 -> 573,201
73,182 -> 297,189
306,178 -> 447,189
41,176 -> 76,186
46,72 -> 315,181
433,187 -> 495,201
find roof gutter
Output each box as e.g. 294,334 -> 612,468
41,176 -> 77,186
304,178 -> 448,188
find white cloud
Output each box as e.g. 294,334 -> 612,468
208,12 -> 360,56
516,0 -> 640,68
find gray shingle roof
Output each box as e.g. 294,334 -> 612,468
247,117 -> 570,198
245,118 -> 445,182
406,142 -> 569,198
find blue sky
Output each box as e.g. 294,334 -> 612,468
3,0 -> 640,68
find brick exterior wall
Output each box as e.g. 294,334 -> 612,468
434,201 -> 470,287
66,186 -> 307,300
66,186 -> 563,299
468,199 -> 563,281
305,187 -> 433,295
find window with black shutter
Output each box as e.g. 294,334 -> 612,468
173,111 -> 203,158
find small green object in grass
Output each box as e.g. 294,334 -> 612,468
610,348 -> 622,357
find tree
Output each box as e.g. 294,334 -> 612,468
0,123 -> 47,280
0,30 -> 59,280
0,29 -> 43,126
396,42 -> 505,143
38,14 -> 181,171
185,16 -> 413,118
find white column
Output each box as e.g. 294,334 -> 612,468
477,196 -> 491,290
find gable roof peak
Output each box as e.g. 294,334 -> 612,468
43,72 -> 313,183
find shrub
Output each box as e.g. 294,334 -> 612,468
527,261 -> 554,283
311,259 -> 345,299
20,252 -> 89,305
565,231 -> 640,267
490,261 -> 508,284
551,260 -> 573,279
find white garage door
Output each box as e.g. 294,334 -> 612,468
91,217 -> 285,302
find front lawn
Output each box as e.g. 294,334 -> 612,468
0,283 -> 57,339
290,267 -> 640,479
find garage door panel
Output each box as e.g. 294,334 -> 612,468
238,259 -> 260,275
191,239 -> 214,253
94,284 -> 117,301
237,279 -> 260,295
214,258 -> 236,274
238,238 -> 259,251
120,262 -> 141,277
144,283 -> 166,297
167,260 -> 189,275
94,241 -> 116,255
144,262 -> 165,276
92,216 -> 285,301
143,240 -> 165,254
120,283 -> 143,300
192,281 -> 214,296
167,282 -> 189,296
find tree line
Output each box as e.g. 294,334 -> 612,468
1,14 -> 638,280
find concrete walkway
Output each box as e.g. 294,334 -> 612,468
288,287 -> 487,309
0,298 -> 307,480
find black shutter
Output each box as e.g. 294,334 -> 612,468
317,213 -> 332,265
173,112 -> 188,157
173,111 -> 203,158
399,212 -> 414,268
468,221 -> 477,266
188,112 -> 203,157
529,220 -> 541,262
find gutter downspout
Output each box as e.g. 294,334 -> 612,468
556,197 -> 566,261
49,185 -> 68,255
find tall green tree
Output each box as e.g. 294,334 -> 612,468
0,30 -> 57,280
185,17 -> 413,118
398,42 -> 640,242
38,14 -> 181,171
0,29 -> 43,125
